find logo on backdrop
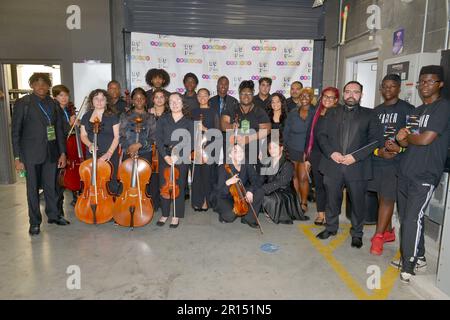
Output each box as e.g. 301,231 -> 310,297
150,41 -> 176,48
158,57 -> 169,69
284,48 -> 294,58
176,58 -> 203,64
208,61 -> 219,72
276,61 -> 301,66
259,62 -> 269,74
226,60 -> 252,66
283,77 -> 292,89
131,40 -> 143,53
251,46 -> 277,52
184,44 -> 196,56
202,44 -> 227,51
234,47 -> 245,59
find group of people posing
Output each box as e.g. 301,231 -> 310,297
11,65 -> 449,284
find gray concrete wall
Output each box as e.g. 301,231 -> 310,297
323,0 -> 449,103
0,0 -> 112,94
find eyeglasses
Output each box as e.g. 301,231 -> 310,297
322,95 -> 337,100
416,79 -> 441,86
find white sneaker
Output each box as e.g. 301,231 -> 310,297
400,271 -> 413,283
390,257 -> 427,272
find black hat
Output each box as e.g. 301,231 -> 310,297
419,65 -> 444,80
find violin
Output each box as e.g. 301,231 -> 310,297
114,117 -> 154,228
75,117 -> 115,224
224,163 -> 248,217
58,101 -> 86,191
160,147 -> 180,200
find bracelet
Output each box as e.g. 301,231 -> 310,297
373,148 -> 379,156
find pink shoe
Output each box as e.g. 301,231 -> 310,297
370,233 -> 384,256
383,228 -> 396,243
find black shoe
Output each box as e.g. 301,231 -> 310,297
218,215 -> 226,223
169,220 -> 179,229
29,225 -> 40,235
316,230 -> 337,239
298,215 -> 310,221
351,237 -> 363,248
48,217 -> 70,225
241,219 -> 258,229
156,217 -> 167,226
193,208 -> 202,212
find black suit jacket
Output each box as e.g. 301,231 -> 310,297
12,94 -> 65,165
317,105 -> 383,181
209,94 -> 238,118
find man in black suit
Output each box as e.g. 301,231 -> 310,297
209,76 -> 238,118
316,81 -> 383,248
12,73 -> 70,236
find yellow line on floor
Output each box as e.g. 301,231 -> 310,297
300,224 -> 401,300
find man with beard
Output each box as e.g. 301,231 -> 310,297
392,65 -> 450,283
316,81 -> 383,248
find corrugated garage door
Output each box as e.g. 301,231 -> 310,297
123,0 -> 325,89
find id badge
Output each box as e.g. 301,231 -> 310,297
47,126 -> 56,141
240,119 -> 250,135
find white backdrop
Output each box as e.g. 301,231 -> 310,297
130,32 -> 314,97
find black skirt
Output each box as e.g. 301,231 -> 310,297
262,186 -> 309,224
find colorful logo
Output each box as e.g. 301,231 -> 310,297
176,88 -> 185,93
276,61 -> 301,66
251,75 -> 277,81
131,55 -> 150,61
226,60 -> 252,66
301,47 -> 313,52
170,73 -> 177,78
150,41 -> 176,48
202,44 -> 227,50
228,90 -> 236,96
299,75 -> 312,81
251,46 -> 277,52
276,90 -> 287,95
176,58 -> 203,64
202,74 -> 221,80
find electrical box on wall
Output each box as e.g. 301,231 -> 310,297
383,52 -> 440,107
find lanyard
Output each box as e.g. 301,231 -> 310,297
63,108 -> 70,123
38,102 -> 52,124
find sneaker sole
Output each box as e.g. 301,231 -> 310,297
370,249 -> 382,256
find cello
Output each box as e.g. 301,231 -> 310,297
114,117 -> 154,228
58,99 -> 87,192
75,117 -> 115,224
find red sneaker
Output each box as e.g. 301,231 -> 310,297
383,228 -> 396,243
370,233 -> 384,256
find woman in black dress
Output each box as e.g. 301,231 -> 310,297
191,88 -> 220,211
268,92 -> 288,134
304,87 -> 340,225
80,89 -> 120,195
148,88 -> 170,210
261,136 -> 309,224
155,92 -> 194,228
283,87 -> 316,212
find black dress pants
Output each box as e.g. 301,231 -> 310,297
215,188 -> 264,224
323,175 -> 367,238
24,158 -> 59,226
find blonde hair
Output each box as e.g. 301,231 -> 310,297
299,87 -> 317,106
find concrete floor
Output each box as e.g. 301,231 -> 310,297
0,180 -> 448,300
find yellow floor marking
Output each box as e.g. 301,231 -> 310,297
301,224 -> 401,300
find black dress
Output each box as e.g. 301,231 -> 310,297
155,113 -> 194,218
261,155 -> 309,224
190,107 -> 220,209
81,110 -> 120,195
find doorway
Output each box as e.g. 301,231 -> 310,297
345,51 -> 378,109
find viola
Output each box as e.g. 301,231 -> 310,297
58,101 -> 86,191
114,117 -> 154,228
223,163 -> 248,217
75,117 -> 115,224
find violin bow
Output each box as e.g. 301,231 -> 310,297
134,117 -> 144,222
67,96 -> 88,138
171,146 -> 176,219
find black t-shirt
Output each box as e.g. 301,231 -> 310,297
400,98 -> 450,186
114,98 -> 127,116
222,103 -> 270,134
81,110 -> 120,157
286,97 -> 299,112
253,94 -> 271,113
373,99 -> 414,166
183,93 -> 200,112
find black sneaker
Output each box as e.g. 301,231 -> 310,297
390,257 -> 427,272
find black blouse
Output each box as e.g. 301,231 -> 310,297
81,110 -> 119,156
261,156 -> 294,195
155,113 -> 194,159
